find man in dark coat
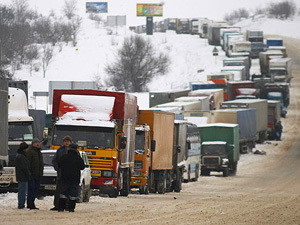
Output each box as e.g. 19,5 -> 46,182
58,143 -> 85,212
50,136 -> 72,211
15,142 -> 30,209
275,121 -> 283,141
26,138 -> 44,210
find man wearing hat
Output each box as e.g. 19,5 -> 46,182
58,143 -> 85,212
15,142 -> 30,209
50,136 -> 72,211
26,138 -> 44,210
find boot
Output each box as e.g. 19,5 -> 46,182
68,200 -> 76,212
58,198 -> 67,212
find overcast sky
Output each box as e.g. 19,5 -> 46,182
1,0 -> 297,26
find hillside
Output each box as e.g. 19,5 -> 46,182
11,15 -> 300,111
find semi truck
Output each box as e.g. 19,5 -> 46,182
269,57 -> 292,83
220,99 -> 268,143
260,82 -> 290,110
188,89 -> 224,110
221,66 -> 246,81
246,30 -> 264,43
227,81 -> 256,100
208,109 -> 257,153
267,100 -> 281,140
198,18 -> 213,38
8,87 -> 34,167
135,110 -> 180,194
250,42 -> 267,59
199,123 -> 240,177
266,38 -> 283,47
176,18 -> 190,34
50,89 -> 137,197
208,22 -> 228,46
149,90 -> 190,108
259,51 -> 284,75
223,57 -> 251,80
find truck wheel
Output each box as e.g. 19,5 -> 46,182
108,189 -> 118,198
148,171 -> 156,193
223,168 -> 229,177
230,162 -> 237,176
78,184 -> 84,203
166,171 -> 173,192
139,186 -> 149,195
174,170 -> 182,193
83,188 -> 91,202
120,169 -> 130,196
201,168 -> 210,176
157,171 -> 166,194
192,167 -> 199,182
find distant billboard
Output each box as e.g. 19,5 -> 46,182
86,2 -> 108,13
137,4 -> 163,17
107,15 -> 126,27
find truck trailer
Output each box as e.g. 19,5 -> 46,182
51,89 -> 137,198
220,99 -> 268,143
209,109 -> 257,153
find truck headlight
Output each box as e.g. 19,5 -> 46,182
222,158 -> 229,165
102,170 -> 113,178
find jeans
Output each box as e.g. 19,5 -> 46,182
27,178 -> 40,208
18,181 -> 28,209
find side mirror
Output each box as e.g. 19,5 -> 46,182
150,140 -> 156,152
85,165 -> 90,168
176,145 -> 181,153
43,128 -> 49,139
120,136 -> 127,149
187,141 -> 191,150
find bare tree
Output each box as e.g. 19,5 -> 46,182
24,44 -> 39,76
268,1 -> 296,19
41,44 -> 54,78
70,15 -> 82,46
63,0 -> 77,20
105,35 -> 170,92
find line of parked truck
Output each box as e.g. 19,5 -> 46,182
0,19 -> 292,199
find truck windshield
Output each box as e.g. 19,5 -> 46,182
269,70 -> 287,76
202,144 -> 226,155
8,122 -> 33,141
53,125 -> 115,149
135,130 -> 145,154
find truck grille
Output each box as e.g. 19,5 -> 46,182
41,176 -> 57,185
134,161 -> 143,170
203,157 -> 220,166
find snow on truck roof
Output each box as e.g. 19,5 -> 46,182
59,95 -> 115,121
200,123 -> 238,128
269,58 -> 291,63
175,96 -> 208,102
202,141 -> 227,145
221,99 -> 267,104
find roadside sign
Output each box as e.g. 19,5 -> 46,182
86,2 -> 108,13
137,4 -> 163,17
212,46 -> 219,56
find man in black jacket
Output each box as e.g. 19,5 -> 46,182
50,136 -> 72,211
15,142 -> 30,209
26,138 -> 44,210
58,143 -> 85,212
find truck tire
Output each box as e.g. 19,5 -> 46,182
108,189 -> 118,198
157,171 -> 166,194
201,167 -> 210,176
192,166 -> 199,182
83,188 -> 91,202
139,186 -> 149,195
223,168 -> 229,177
78,183 -> 84,203
120,169 -> 130,196
166,171 -> 173,192
149,171 -> 156,193
173,170 -> 182,193
230,162 -> 237,176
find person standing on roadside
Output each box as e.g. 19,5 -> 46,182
50,136 -> 72,211
275,121 -> 283,141
26,138 -> 44,210
58,143 -> 85,212
15,142 -> 31,209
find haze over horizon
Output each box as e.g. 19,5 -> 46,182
1,0 -> 295,26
